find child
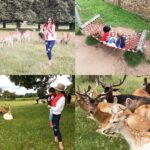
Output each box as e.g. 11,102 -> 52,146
101,25 -> 111,43
36,87 -> 56,127
106,32 -> 117,48
115,32 -> 126,48
47,87 -> 56,127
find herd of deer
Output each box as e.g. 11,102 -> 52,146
76,76 -> 150,150
0,29 -> 33,48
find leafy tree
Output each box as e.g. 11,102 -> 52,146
0,0 -> 37,28
2,90 -> 16,100
0,88 -> 2,98
37,87 -> 47,97
9,75 -> 75,101
32,0 -> 74,27
25,93 -> 37,98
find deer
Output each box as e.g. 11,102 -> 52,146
3,105 -> 13,120
92,75 -> 150,112
76,83 -> 150,133
132,77 -> 150,98
100,98 -> 150,132
0,104 -> 10,114
76,85 -> 114,133
60,32 -> 72,44
21,30 -> 33,42
100,101 -> 150,150
133,104 -> 150,121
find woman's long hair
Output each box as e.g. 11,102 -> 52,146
44,17 -> 55,27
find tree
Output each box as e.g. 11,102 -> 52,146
0,0 -> 37,28
37,87 -> 47,97
0,88 -> 2,98
9,75 -> 75,101
32,0 -> 74,24
9,75 -> 56,90
2,90 -> 16,100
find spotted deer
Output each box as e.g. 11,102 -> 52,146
101,102 -> 150,150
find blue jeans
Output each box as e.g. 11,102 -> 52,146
52,114 -> 62,142
45,40 -> 55,60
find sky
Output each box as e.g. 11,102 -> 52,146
0,75 -> 72,95
0,75 -> 36,95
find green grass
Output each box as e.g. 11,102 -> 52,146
86,36 -> 98,45
0,25 -> 75,74
75,75 -> 146,149
0,100 -> 75,150
76,0 -> 150,34
124,51 -> 145,67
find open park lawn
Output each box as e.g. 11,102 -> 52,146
0,100 -> 75,150
0,25 -> 75,74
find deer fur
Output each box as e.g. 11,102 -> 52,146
99,101 -> 150,132
134,104 -> 150,121
132,88 -> 150,98
101,104 -> 150,150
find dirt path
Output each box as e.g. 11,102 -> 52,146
75,27 -> 150,75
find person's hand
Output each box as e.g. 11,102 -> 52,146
48,105 -> 51,109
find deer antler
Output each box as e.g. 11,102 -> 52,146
112,75 -> 127,87
95,75 -> 106,89
94,88 -> 114,102
76,85 -> 93,102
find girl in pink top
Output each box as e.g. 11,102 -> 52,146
43,18 -> 57,65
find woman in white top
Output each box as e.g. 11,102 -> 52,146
48,83 -> 66,150
43,17 -> 57,65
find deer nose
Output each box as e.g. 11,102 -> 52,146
90,111 -> 93,114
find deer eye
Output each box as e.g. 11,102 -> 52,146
113,121 -> 118,124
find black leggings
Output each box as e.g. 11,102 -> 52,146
52,114 -> 62,142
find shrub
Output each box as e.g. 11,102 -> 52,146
124,51 -> 145,67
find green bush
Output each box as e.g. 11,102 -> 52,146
86,36 -> 98,45
124,51 -> 145,67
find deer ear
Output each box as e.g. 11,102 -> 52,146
125,98 -> 133,107
113,97 -> 118,104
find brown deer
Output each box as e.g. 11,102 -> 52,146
132,77 -> 150,98
134,104 -> 150,121
101,103 -> 150,150
100,98 -> 150,132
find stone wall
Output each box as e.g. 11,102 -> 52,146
104,0 -> 150,19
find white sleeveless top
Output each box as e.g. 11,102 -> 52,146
48,32 -> 57,41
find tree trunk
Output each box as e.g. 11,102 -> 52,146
16,21 -> 21,29
38,23 -> 40,30
3,22 -> 6,28
55,24 -> 59,31
118,0 -> 121,7
69,23 -> 75,31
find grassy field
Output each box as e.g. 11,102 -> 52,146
0,99 -> 75,150
0,25 -> 75,74
76,0 -> 150,37
75,75 -> 146,150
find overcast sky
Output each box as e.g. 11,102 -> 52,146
0,75 -> 72,95
0,75 -> 36,95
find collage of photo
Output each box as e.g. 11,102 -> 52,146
0,0 -> 150,150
